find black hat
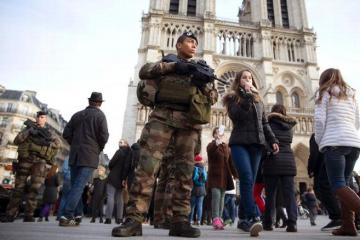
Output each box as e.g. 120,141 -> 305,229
88,92 -> 104,102
36,111 -> 47,117
176,31 -> 198,45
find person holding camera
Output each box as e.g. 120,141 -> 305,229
2,111 -> 61,222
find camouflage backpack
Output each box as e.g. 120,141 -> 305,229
136,79 -> 158,108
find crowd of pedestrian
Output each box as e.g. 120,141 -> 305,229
1,31 -> 360,240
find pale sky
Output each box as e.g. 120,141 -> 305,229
1,0 -> 360,169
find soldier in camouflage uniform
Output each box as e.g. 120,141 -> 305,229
153,133 -> 202,229
112,32 -> 217,238
2,111 -> 61,222
153,142 -> 174,229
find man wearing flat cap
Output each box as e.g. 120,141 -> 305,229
59,92 -> 109,227
2,111 -> 61,222
112,32 -> 218,238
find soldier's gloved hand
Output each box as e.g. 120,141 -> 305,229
175,62 -> 196,75
29,127 -> 38,135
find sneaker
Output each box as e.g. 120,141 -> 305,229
169,221 -> 201,238
249,218 -> 263,237
59,216 -> 79,227
286,224 -> 297,232
104,218 -> 112,224
23,216 -> 35,222
237,219 -> 250,232
321,219 -> 342,231
263,223 -> 273,231
223,219 -> 233,226
212,217 -> 224,230
74,216 -> 82,225
112,218 -> 142,237
37,217 -> 43,222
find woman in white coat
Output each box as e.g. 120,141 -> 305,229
314,68 -> 360,236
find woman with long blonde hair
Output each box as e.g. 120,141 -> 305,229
223,69 -> 279,237
314,68 -> 360,236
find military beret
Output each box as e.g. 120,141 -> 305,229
176,31 -> 198,45
36,111 -> 47,117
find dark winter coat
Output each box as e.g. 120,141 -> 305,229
107,146 -> 132,189
42,173 -> 60,204
207,140 -> 238,190
127,143 -> 140,189
63,106 -> 109,169
223,91 -> 278,147
307,133 -> 323,177
263,112 -> 297,176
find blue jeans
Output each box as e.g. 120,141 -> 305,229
231,145 -> 262,219
62,166 -> 94,218
57,178 -> 72,219
189,195 -> 204,223
323,146 -> 360,191
223,194 -> 236,222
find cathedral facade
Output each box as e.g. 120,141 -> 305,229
122,0 -> 319,190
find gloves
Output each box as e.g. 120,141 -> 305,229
175,62 -> 195,75
29,127 -> 38,135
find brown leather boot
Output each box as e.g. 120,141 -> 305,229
336,187 -> 360,212
332,203 -> 357,236
332,187 -> 360,236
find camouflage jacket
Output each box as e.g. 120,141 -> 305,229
139,60 -> 218,129
14,123 -> 61,162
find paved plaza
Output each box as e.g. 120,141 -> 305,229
0,215 -> 357,240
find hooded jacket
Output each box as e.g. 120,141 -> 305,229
263,112 -> 297,176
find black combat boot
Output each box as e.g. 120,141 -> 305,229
0,215 -> 15,223
112,218 -> 142,237
23,216 -> 35,222
169,222 -> 201,238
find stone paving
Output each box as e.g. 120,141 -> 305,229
0,215 -> 356,240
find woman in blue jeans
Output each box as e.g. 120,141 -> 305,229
223,69 -> 279,237
314,68 -> 360,236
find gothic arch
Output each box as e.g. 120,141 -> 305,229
274,85 -> 289,106
290,87 -> 306,108
274,70 -> 310,97
214,61 -> 264,97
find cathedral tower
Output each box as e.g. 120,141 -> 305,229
122,0 -> 318,189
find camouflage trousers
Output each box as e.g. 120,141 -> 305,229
153,144 -> 175,225
126,120 -> 199,223
6,158 -> 47,218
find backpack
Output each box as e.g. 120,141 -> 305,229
192,166 -> 207,186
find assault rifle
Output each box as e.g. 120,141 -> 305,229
161,53 -> 229,86
24,119 -> 52,146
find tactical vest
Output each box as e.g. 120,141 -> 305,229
156,74 -> 197,111
17,138 -> 57,164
